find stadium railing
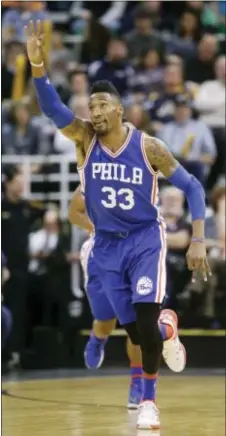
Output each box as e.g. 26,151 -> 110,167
2,154 -> 80,219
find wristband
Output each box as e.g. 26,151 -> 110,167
30,61 -> 44,67
191,238 -> 205,243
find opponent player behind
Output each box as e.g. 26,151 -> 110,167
25,20 -> 211,430
68,185 -> 186,409
68,185 -> 143,409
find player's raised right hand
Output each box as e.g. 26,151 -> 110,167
24,20 -> 44,65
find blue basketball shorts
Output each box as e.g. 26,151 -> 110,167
80,238 -> 116,321
93,221 -> 167,325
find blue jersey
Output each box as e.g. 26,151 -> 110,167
79,127 -> 161,233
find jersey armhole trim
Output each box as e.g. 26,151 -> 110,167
141,132 -> 159,176
77,135 -> 96,171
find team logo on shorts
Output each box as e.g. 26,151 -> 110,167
136,276 -> 153,295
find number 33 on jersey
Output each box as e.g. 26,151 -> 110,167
78,127 -> 161,233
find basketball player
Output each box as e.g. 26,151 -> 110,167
25,20 -> 210,429
69,185 -> 186,409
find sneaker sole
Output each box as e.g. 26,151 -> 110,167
84,349 -> 105,370
161,309 -> 187,372
137,423 -> 160,430
128,402 -> 139,410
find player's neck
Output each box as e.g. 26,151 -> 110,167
98,125 -> 129,153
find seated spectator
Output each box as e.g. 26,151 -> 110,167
189,178 -> 226,326
124,4 -> 165,62
2,40 -> 26,101
147,63 -> 196,133
68,69 -> 89,111
2,100 -> 51,155
210,177 -> 225,257
53,70 -> 90,156
195,56 -> 225,130
195,55 -> 226,187
124,104 -> 152,134
166,10 -> 202,60
124,1 -> 170,33
88,37 -> 134,97
2,1 -> 49,43
50,30 -> 72,91
160,186 -> 192,310
185,1 -> 204,18
158,94 -> 216,185
202,2 -> 226,34
79,11 -> 111,64
141,1 -> 164,30
185,34 -> 219,84
129,48 -> 164,96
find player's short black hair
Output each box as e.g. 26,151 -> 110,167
90,80 -> 120,99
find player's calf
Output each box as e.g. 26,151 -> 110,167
126,337 -> 143,409
84,318 -> 116,369
135,303 -> 162,429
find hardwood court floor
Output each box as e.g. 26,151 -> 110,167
2,373 -> 225,436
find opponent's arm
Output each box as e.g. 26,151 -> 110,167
144,136 -> 211,281
24,20 -> 90,143
68,185 -> 94,234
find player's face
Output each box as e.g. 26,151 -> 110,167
89,93 -> 122,136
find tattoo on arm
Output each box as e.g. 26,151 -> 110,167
61,119 -> 95,167
144,136 -> 179,178
60,119 -> 88,142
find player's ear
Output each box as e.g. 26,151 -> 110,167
117,104 -> 124,119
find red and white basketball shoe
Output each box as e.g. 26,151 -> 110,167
159,309 -> 186,373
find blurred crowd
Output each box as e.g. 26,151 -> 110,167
1,1 -> 225,369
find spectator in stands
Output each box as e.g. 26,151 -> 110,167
53,70 -> 90,156
185,1 -> 204,17
28,208 -> 79,336
88,37 -> 134,97
190,177 -> 226,326
129,48 -> 164,96
2,166 -> 45,368
195,55 -> 226,187
2,100 -> 51,155
147,63 -> 197,134
50,30 -> 72,91
2,1 -> 49,43
201,2 -> 226,34
68,69 -> 89,111
194,55 -> 225,131
80,11 -> 111,64
125,105 -> 152,135
54,69 -> 89,155
124,4 -> 165,62
160,186 -> 191,310
158,94 -> 216,185
185,34 -> 218,83
166,10 -> 202,60
2,40 -> 26,101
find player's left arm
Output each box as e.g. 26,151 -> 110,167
144,136 -> 211,282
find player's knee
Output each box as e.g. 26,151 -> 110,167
135,303 -> 162,374
93,318 -> 116,337
135,303 -> 162,350
123,322 -> 140,345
